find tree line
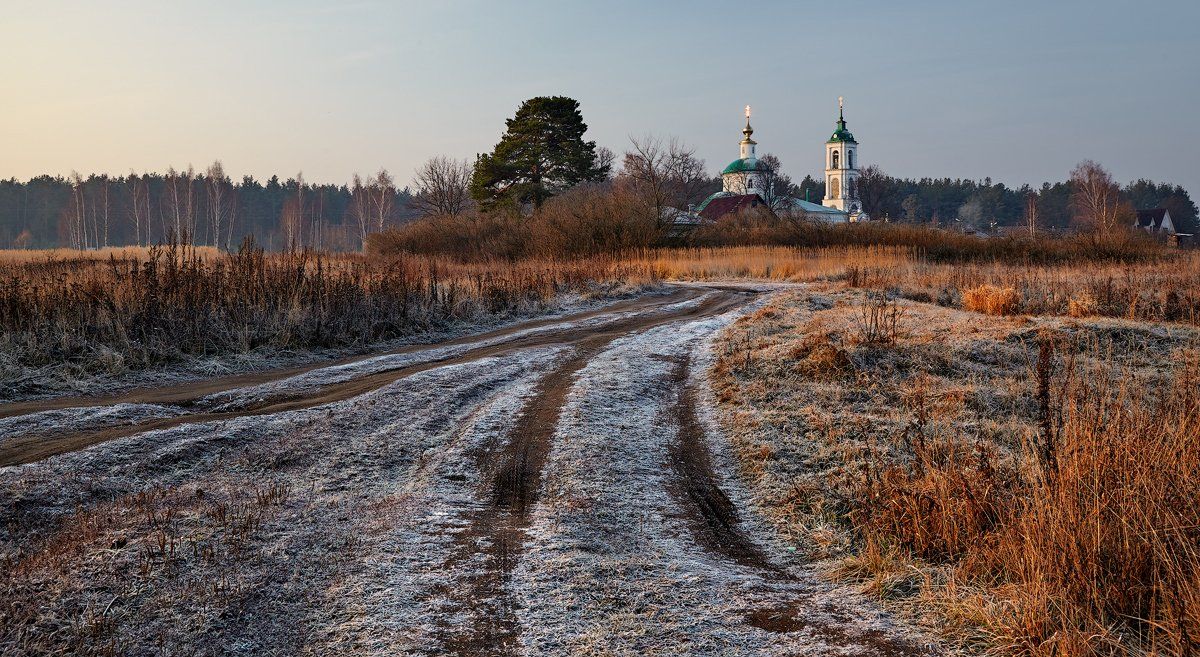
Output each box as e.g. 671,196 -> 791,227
848,167 -> 1197,233
2,94 -> 1194,250
0,167 -> 418,251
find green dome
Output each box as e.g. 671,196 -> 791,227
721,158 -> 767,175
827,115 -> 857,144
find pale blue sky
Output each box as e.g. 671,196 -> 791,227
2,0 -> 1197,194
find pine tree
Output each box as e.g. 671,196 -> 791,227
470,96 -> 609,210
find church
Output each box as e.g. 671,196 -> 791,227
690,99 -> 869,224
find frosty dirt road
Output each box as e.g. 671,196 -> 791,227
1,285 -> 933,656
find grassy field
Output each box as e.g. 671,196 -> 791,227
711,286 -> 1200,655
0,244 -> 653,398
4,235 -> 1200,655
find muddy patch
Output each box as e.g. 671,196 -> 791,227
665,353 -> 778,573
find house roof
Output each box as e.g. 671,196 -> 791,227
697,193 -> 772,222
787,198 -> 848,215
1135,207 -> 1168,228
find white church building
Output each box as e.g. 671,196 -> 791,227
691,99 -> 868,224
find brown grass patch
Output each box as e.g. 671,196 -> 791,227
962,285 -> 1020,316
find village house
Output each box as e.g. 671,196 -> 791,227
1134,208 -> 1175,235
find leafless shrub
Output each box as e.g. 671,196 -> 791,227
853,293 -> 904,345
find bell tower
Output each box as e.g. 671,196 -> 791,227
823,97 -> 862,218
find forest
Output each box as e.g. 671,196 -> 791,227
0,157 -> 1194,251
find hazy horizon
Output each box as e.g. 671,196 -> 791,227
3,0 -> 1198,194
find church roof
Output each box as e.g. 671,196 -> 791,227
788,198 -> 847,215
721,158 -> 769,175
827,107 -> 856,144
697,193 -> 771,222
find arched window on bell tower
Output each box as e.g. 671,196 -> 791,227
832,151 -> 839,170
848,150 -> 854,169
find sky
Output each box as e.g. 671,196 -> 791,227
3,0 -> 1198,195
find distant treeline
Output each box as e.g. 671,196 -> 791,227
1,164 -> 1195,251
789,171 -> 1197,233
0,167 -> 417,251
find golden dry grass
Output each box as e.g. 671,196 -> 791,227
0,245 -> 222,264
0,244 -> 655,397
961,284 -> 1020,316
630,245 -> 916,282
713,290 -> 1200,656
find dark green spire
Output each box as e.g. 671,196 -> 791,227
827,97 -> 856,144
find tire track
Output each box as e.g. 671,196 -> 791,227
667,352 -> 928,656
0,289 -> 707,467
434,289 -> 755,656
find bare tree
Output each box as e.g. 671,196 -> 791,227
1070,160 -> 1124,234
68,171 -> 86,249
124,173 -> 146,247
226,191 -> 238,251
756,153 -> 796,211
369,168 -> 396,232
349,173 -> 371,246
857,164 -> 888,218
411,156 -> 474,217
164,166 -> 183,241
206,161 -> 231,249
1025,192 -> 1039,237
183,165 -> 196,243
621,136 -> 708,227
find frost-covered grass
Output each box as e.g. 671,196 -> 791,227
712,286 -> 1200,656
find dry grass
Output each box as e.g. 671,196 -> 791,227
712,290 -> 1200,656
630,245 -> 916,282
858,253 -> 1200,325
0,242 -> 654,397
0,245 -> 221,264
961,285 -> 1020,316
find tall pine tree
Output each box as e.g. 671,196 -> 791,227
471,96 -> 608,210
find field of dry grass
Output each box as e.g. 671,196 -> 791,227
711,284 -> 1200,655
0,245 -> 223,264
0,244 -> 655,399
5,234 -> 1200,655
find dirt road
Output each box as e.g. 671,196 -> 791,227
0,285 -> 933,656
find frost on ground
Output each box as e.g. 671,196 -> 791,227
708,285 -> 1198,652
0,284 -> 657,404
0,345 -> 569,656
1,283 -> 935,656
198,291 -> 706,413
516,304 -> 932,656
